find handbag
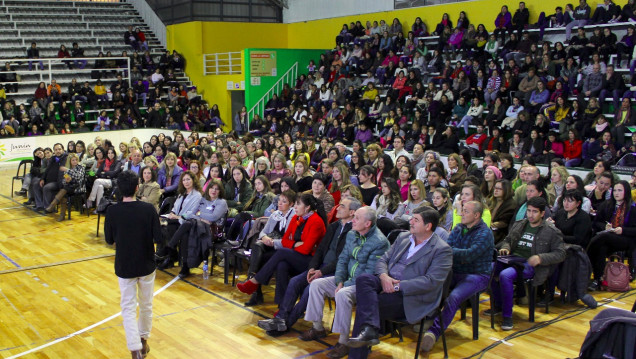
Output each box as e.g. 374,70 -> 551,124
601,255 -> 631,292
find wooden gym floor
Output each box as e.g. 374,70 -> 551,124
0,166 -> 634,359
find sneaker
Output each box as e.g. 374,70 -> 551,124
483,308 -> 502,316
258,317 -> 287,332
501,317 -> 514,331
420,332 -> 437,352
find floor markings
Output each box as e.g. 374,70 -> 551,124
5,274 -> 180,359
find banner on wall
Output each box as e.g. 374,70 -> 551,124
0,137 -> 36,163
250,51 -> 277,77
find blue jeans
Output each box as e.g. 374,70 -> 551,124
491,261 -> 535,318
428,273 -> 489,338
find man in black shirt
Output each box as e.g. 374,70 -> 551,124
105,170 -> 161,359
32,143 -> 66,212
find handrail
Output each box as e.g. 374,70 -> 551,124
246,62 -> 298,131
124,0 -> 166,48
0,56 -> 131,87
203,52 -> 242,75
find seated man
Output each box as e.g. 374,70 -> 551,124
257,196 -> 358,336
490,197 -> 565,330
299,207 -> 389,359
345,207 -> 452,359
421,201 -> 494,351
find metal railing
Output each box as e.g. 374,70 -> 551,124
203,52 -> 242,75
247,61 -> 297,130
0,56 -> 131,89
125,0 -> 166,48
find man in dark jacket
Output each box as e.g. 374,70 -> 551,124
146,102 -> 163,128
26,42 -> 43,71
599,65 -> 625,115
257,196 -> 359,337
32,143 -> 66,212
493,197 -> 565,331
105,170 -> 161,359
512,2 -> 530,37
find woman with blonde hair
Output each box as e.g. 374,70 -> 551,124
546,165 -> 569,206
189,160 -> 206,188
144,155 -> 159,171
394,179 -> 429,223
328,161 -> 352,205
158,152 -> 183,197
118,142 -> 130,162
292,158 -> 314,192
365,143 -> 383,167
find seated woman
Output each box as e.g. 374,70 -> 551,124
587,171 -> 614,213
550,190 -> 593,247
511,180 -> 553,222
393,179 -> 429,229
45,153 -> 86,221
371,177 -> 402,220
292,158 -> 314,193
328,162 -> 352,206
266,153 -> 292,194
158,178 -> 228,278
489,179 -> 517,244
224,166 -> 254,217
243,176 -> 276,218
236,194 -> 327,306
452,184 -> 492,229
157,152 -> 183,198
244,190 -> 297,306
432,187 -> 454,233
553,175 -> 592,213
357,165 -> 379,206
137,166 -> 161,212
86,147 -> 121,213
587,180 -> 636,291
156,171 -> 203,268
264,178 -> 298,217
306,173 -> 335,214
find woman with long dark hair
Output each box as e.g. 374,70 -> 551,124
587,180 -> 636,290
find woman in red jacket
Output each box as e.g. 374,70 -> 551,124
237,193 -> 327,304
564,129 -> 583,168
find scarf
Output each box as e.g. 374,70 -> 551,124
612,202 -> 626,228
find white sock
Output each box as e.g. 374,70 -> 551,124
313,322 -> 324,331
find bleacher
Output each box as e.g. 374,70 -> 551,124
0,0 -> 193,124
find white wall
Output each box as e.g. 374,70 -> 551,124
283,0 -> 393,23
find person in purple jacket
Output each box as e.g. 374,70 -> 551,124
493,6 -> 512,43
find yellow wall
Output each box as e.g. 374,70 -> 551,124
167,22 -> 287,130
166,0 -> 625,128
287,0 -> 621,49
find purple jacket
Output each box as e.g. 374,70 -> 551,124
355,128 -> 373,143
495,12 -> 511,28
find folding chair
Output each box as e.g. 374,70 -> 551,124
11,159 -> 33,197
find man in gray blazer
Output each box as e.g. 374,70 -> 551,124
346,206 -> 453,358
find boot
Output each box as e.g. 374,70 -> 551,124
45,189 -> 67,213
140,338 -> 149,357
244,286 -> 263,306
57,200 -> 67,222
131,350 -> 143,359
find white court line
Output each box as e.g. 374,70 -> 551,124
489,336 -> 514,346
6,275 -> 180,359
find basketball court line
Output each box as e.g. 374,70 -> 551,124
0,254 -> 114,275
5,274 -> 181,359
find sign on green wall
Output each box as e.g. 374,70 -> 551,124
244,48 -> 325,123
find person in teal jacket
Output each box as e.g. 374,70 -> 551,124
299,207 -> 390,358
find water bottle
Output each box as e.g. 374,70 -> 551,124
202,260 -> 209,280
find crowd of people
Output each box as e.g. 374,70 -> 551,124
12,119 -> 636,356
9,3 -> 636,357
0,27 -> 208,138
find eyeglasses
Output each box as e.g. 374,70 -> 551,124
494,187 -> 503,190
